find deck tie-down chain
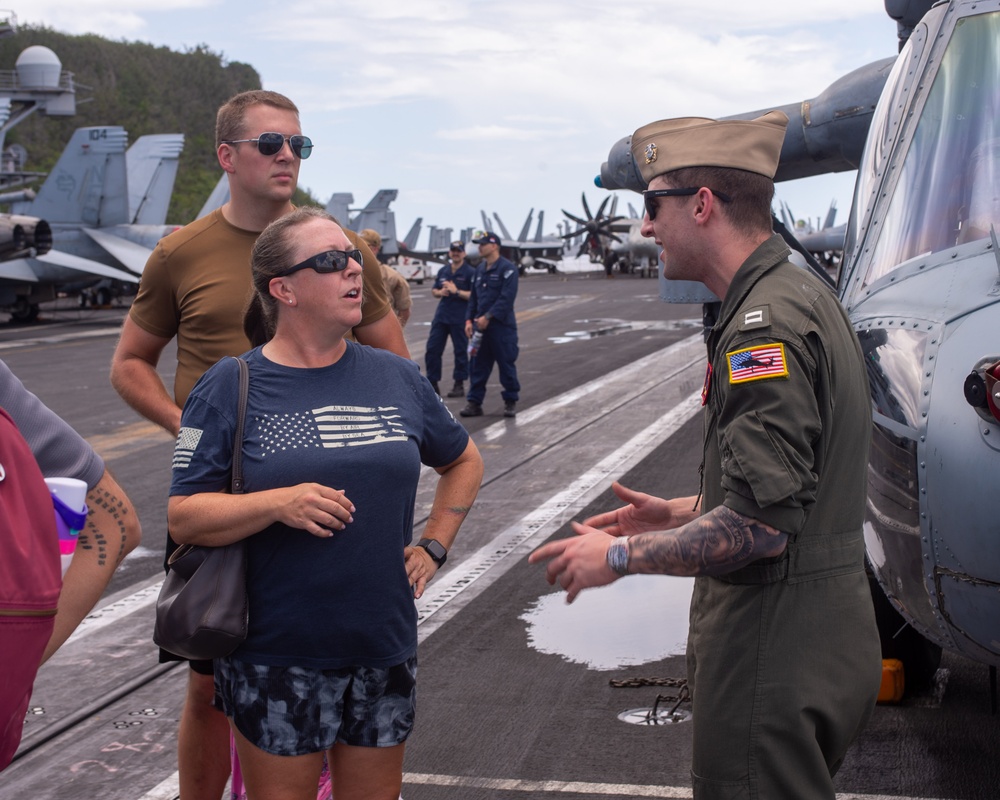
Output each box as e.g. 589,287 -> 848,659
610,676 -> 690,724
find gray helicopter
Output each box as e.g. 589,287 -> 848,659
598,0 -> 1000,693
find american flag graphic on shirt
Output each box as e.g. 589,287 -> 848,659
726,343 -> 788,385
172,406 -> 408,469
257,405 -> 408,455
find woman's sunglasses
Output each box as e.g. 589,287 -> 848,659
223,132 -> 314,159
276,249 -> 362,278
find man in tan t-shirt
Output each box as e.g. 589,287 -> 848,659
110,90 -> 408,800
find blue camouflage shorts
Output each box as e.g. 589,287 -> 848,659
214,656 -> 417,756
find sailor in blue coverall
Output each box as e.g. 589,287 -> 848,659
460,231 -> 520,418
425,240 -> 476,397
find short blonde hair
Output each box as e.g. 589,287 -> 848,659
216,90 -> 299,147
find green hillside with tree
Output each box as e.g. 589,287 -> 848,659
0,25 -> 320,224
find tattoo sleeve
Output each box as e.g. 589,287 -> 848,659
626,506 -> 787,577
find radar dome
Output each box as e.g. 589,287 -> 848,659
15,45 -> 62,89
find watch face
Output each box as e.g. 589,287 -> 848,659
419,538 -> 447,564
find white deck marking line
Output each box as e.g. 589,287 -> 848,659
485,332 -> 703,441
403,772 -> 692,797
134,771 -> 184,800
63,579 -> 164,644
0,325 -> 123,350
415,389 -> 704,639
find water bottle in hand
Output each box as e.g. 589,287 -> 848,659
468,330 -> 483,358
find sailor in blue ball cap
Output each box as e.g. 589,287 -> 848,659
460,232 -> 520,418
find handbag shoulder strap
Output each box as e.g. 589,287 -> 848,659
230,356 -> 249,495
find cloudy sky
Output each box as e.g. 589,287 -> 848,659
21,1 -> 900,245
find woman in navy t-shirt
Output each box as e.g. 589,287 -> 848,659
168,207 -> 483,800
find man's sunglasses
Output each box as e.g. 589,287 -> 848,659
276,249 -> 362,278
643,187 -> 731,220
223,132 -> 314,159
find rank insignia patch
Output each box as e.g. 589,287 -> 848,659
739,305 -> 770,331
726,343 -> 788,385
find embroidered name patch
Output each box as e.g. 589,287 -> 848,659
726,343 -> 789,385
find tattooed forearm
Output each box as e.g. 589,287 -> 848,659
84,483 -> 135,567
626,506 -> 788,577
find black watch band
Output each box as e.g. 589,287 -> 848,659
416,537 -> 447,566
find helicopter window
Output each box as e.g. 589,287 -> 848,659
862,12 -> 1000,286
856,327 -> 927,430
844,39 -> 916,266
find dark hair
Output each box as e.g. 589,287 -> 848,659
216,90 -> 300,147
243,207 -> 339,346
665,166 -> 774,236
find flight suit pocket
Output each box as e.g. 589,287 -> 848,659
722,410 -> 800,509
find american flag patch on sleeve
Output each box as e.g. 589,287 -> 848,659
172,426 -> 203,469
726,343 -> 789,385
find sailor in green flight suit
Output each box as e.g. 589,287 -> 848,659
530,110 -> 881,800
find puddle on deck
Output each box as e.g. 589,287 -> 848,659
521,575 -> 694,670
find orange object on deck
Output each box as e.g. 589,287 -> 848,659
878,658 -> 905,703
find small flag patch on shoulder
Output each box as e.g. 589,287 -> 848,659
726,343 -> 788,385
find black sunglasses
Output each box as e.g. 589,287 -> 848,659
276,249 -> 362,278
643,187 -> 731,220
223,132 -> 313,159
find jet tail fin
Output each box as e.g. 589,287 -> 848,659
325,193 -> 354,227
822,199 -> 838,229
12,126 -> 130,227
517,209 -> 533,242
493,213 -> 512,240
779,201 -> 794,231
126,133 -> 184,225
402,217 -> 422,250
352,190 -> 400,256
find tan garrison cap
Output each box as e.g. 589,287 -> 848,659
631,110 -> 789,183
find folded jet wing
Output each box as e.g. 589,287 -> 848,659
2,250 -> 139,284
81,226 -> 162,274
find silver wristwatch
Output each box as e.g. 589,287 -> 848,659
606,536 -> 630,576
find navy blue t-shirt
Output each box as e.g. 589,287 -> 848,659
170,343 -> 469,669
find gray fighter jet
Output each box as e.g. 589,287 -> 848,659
598,0 -> 1000,693
3,125 -> 185,318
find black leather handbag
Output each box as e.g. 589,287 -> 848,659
153,357 -> 250,661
